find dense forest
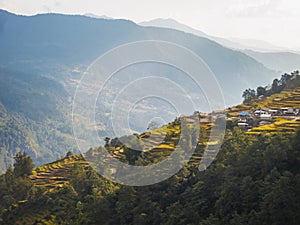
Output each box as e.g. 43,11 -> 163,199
0,67 -> 78,173
0,127 -> 299,224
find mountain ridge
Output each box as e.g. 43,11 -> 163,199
140,18 -> 300,72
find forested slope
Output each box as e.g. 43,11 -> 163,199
0,128 -> 299,224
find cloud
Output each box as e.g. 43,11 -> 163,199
0,0 -> 8,9
42,5 -> 52,13
226,0 -> 284,18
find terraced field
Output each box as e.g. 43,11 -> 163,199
226,87 -> 300,117
108,115 -> 218,166
226,87 -> 300,135
226,104 -> 253,118
256,88 -> 300,109
29,114 -> 219,190
246,118 -> 300,135
29,154 -> 89,190
29,85 -> 300,190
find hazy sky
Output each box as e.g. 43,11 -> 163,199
1,0 -> 300,49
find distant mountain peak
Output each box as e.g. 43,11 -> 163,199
139,17 -> 293,54
83,13 -> 113,20
143,18 -> 184,24
139,18 -> 208,37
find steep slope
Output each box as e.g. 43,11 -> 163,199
29,153 -> 89,190
30,112 -> 219,190
0,67 -> 77,174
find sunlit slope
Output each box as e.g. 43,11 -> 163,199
246,118 -> 300,135
29,154 -> 88,190
30,114 -> 221,189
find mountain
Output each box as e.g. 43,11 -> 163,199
229,37 -> 287,52
139,18 -> 209,37
0,9 -> 279,172
140,18 -> 300,72
139,18 -> 245,50
139,18 -> 287,52
0,10 -> 277,103
83,13 -> 113,20
243,50 -> 300,73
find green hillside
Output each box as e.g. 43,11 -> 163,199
0,127 -> 299,224
22,73 -> 300,192
29,153 -> 89,191
28,113 -> 217,191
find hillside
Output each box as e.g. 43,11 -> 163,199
0,72 -> 299,223
29,153 -> 88,190
29,113 -> 217,189
29,89 -> 300,192
0,123 -> 299,224
29,72 -> 300,189
0,67 -> 77,174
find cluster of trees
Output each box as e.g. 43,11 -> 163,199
242,70 -> 300,103
0,127 -> 299,224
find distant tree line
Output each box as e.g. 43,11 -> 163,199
243,70 -> 299,103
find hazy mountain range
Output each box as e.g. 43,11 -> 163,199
0,10 -> 277,103
140,18 -> 300,73
139,18 -> 286,52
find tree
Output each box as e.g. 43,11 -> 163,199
13,152 -> 34,177
271,78 -> 280,94
256,86 -> 266,96
124,137 -> 143,164
104,137 -> 110,148
242,88 -> 256,103
280,73 -> 292,86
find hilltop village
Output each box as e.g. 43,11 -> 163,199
226,71 -> 300,135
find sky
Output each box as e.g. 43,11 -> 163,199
1,0 -> 300,49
